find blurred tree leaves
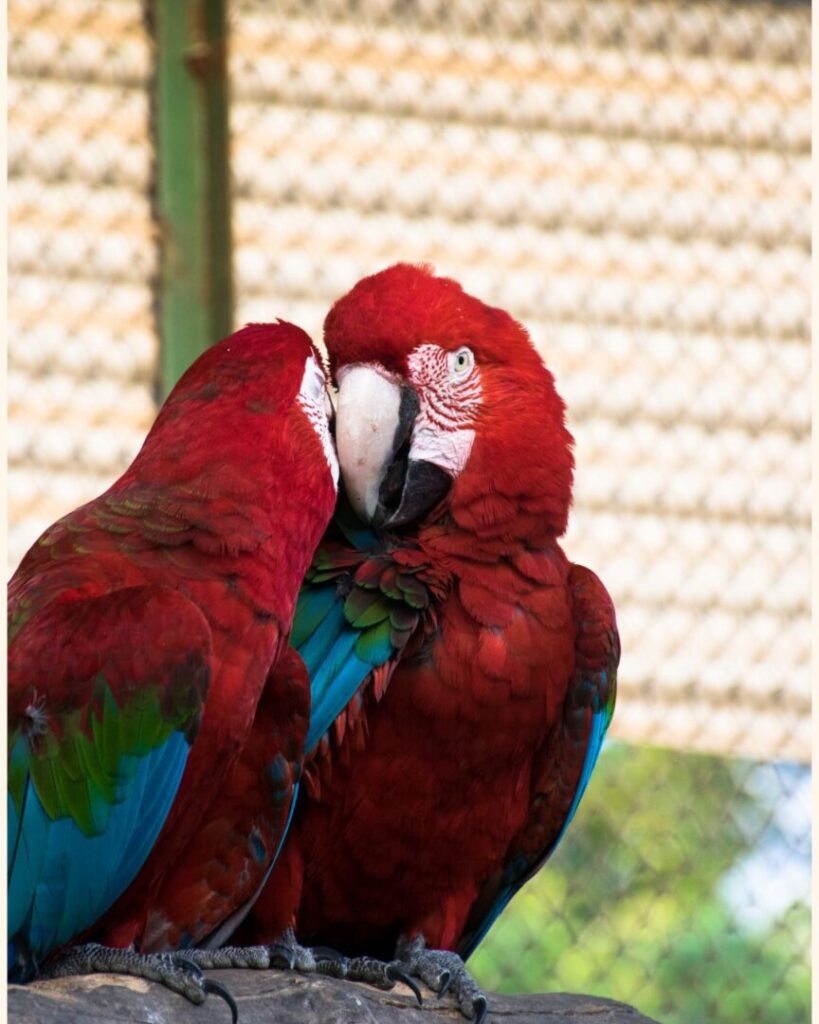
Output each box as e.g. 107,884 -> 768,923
470,744 -> 810,1024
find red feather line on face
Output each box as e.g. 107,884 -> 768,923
406,344 -> 481,430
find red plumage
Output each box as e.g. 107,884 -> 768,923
139,645 -> 311,950
13,322 -> 337,954
242,266 -> 618,962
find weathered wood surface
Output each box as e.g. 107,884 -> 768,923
9,970 -> 661,1024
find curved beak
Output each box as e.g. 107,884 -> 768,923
335,365 -> 451,529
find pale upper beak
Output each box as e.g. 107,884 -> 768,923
335,365 -> 404,521
334,364 -> 451,529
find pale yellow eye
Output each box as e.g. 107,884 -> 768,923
449,347 -> 474,381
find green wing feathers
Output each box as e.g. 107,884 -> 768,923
297,544 -> 431,759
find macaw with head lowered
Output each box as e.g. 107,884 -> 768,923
215,264 -> 619,1021
8,322 -> 338,1013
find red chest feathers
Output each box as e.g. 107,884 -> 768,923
291,563 -> 575,954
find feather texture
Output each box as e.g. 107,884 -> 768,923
8,586 -> 210,972
241,266 -> 618,965
8,323 -> 337,970
294,497 -> 429,758
457,564 -> 619,958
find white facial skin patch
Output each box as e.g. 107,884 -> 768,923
297,354 -> 339,487
406,344 -> 481,478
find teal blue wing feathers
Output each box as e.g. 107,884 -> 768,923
296,548 -> 429,755
8,585 -> 211,974
293,500 -> 430,757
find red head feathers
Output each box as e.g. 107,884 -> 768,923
120,321 -> 338,498
326,264 -> 574,540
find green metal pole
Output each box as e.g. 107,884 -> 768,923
153,0 -> 233,396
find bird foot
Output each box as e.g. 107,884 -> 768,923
213,927 -> 424,1005
329,954 -> 424,1004
40,942 -> 238,1023
338,934 -> 487,1022
179,927 -> 340,975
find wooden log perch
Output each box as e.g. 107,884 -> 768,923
9,970 -> 661,1024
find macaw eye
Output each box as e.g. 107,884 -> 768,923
448,347 -> 474,382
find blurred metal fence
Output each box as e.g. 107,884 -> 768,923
228,0 -> 810,765
8,2 -> 811,1023
227,3 -> 811,1021
8,0 -> 158,574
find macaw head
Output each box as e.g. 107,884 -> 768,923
139,321 -> 339,494
324,264 -> 573,540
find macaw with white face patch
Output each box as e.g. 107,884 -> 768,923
227,264 -> 620,1024
335,342 -> 480,528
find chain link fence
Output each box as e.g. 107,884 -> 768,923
227,10 -> 810,1014
8,0 -> 159,575
8,2 -> 811,1022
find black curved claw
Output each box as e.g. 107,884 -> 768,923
386,964 -> 423,1006
437,970 -> 452,998
203,978 -> 240,1024
472,993 -> 489,1024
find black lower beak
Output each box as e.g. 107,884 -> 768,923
374,459 -> 451,529
371,386 -> 452,529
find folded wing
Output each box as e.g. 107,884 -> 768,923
8,585 -> 211,972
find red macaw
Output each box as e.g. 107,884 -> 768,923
8,322 -> 338,1013
225,265 -> 619,1022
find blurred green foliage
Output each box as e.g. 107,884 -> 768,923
470,744 -> 810,1024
